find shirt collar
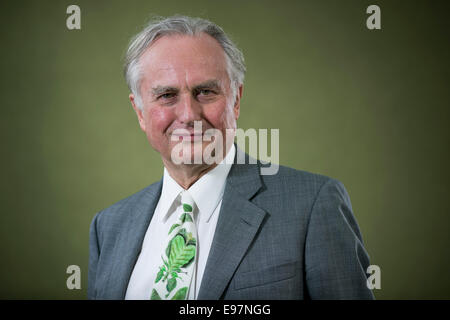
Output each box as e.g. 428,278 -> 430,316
158,167 -> 184,223
159,144 -> 236,223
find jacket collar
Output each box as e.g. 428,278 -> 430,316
197,146 -> 267,299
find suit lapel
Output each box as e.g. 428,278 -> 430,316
198,150 -> 267,299
102,180 -> 162,299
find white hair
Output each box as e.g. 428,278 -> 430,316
124,15 -> 246,110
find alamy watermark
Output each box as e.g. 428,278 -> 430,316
366,265 -> 381,290
66,5 -> 81,30
65,264 -> 381,291
170,121 -> 279,175
66,265 -> 81,290
66,5 -> 381,31
366,5 -> 381,30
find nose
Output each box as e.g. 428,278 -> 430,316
175,92 -> 202,125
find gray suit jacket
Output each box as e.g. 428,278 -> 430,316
88,150 -> 374,299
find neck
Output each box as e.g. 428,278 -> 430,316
162,160 -> 218,189
162,143 -> 233,189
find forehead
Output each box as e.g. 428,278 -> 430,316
139,33 -> 229,87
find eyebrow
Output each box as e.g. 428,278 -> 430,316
150,79 -> 221,96
151,86 -> 178,96
193,80 -> 221,91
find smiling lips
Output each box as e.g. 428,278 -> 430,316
171,132 -> 205,142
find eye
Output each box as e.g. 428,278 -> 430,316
158,92 -> 176,100
198,89 -> 214,96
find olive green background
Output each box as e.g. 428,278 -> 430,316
1,0 -> 449,299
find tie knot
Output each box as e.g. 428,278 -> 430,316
181,190 -> 194,213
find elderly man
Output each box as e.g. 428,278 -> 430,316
88,15 -> 374,300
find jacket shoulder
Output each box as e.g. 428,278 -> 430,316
260,163 -> 338,193
256,163 -> 351,218
92,180 -> 162,233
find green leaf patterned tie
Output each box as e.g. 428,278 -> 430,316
150,190 -> 197,300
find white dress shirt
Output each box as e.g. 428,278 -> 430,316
125,144 -> 235,300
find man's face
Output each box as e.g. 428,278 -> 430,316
130,33 -> 241,165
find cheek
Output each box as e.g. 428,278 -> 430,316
204,102 -> 236,129
146,107 -> 175,136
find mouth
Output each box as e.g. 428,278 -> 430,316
171,132 -> 205,142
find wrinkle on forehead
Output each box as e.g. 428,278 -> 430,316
138,34 -> 229,91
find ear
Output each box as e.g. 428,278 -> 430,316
233,84 -> 243,120
130,93 -> 146,132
